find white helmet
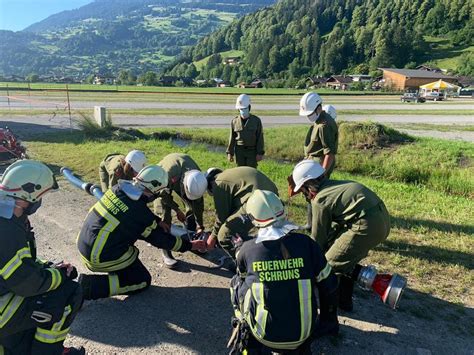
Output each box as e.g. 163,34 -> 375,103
292,160 -> 325,192
125,150 -> 147,174
299,92 -> 322,116
134,165 -> 168,195
323,104 -> 337,120
0,160 -> 58,202
235,94 -> 251,109
183,170 -> 207,200
246,190 -> 286,228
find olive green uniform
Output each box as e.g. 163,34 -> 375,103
310,180 -> 390,275
211,167 -> 278,255
226,114 -> 264,168
153,153 -> 204,229
98,153 -> 133,192
304,111 -> 338,177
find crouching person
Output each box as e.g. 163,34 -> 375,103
77,165 -> 206,300
228,190 -> 339,355
0,160 -> 84,355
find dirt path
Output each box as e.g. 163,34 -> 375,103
17,177 -> 471,354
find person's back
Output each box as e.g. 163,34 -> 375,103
214,167 -> 278,212
98,153 -> 126,191
235,232 -> 325,348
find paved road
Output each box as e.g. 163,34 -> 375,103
1,95 -> 473,111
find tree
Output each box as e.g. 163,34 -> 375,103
26,73 -> 39,83
139,71 -> 158,86
184,63 -> 198,78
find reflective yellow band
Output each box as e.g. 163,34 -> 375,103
316,263 -> 332,282
250,283 -> 267,339
0,293 -> 15,313
171,236 -> 183,252
81,246 -> 138,272
34,327 -> 70,344
298,279 -> 312,341
108,274 -> 147,297
141,220 -> 158,238
52,305 -> 72,332
0,247 -> 32,280
0,294 -> 24,328
91,202 -> 120,264
47,268 -> 62,291
0,344 -> 4,355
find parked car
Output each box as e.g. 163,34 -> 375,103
423,92 -> 444,101
400,92 -> 425,103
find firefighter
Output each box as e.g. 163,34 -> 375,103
98,150 -> 147,192
205,167 -> 278,258
291,160 -> 391,311
153,153 -> 208,268
77,165 -> 206,300
226,94 -> 265,168
0,160 -> 84,355
228,190 -> 339,354
299,93 -> 338,231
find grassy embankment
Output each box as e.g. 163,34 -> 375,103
25,122 -> 473,314
146,123 -> 474,198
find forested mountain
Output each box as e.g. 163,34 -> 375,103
0,0 -> 274,77
167,0 -> 473,84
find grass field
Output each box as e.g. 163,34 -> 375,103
1,108 -> 472,117
424,35 -> 474,71
24,128 -> 474,306
0,82 -> 394,96
146,123 -> 474,198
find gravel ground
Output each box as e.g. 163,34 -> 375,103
25,182 -> 474,354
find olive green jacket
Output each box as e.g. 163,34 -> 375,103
99,153 -> 131,192
211,167 -> 278,237
227,114 -> 265,156
154,153 -> 204,227
310,180 -> 383,249
304,111 -> 338,159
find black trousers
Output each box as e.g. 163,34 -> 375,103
0,281 -> 82,355
80,257 -> 152,300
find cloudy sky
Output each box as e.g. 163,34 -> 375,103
0,0 -> 93,31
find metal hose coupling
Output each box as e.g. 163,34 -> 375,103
356,265 -> 407,309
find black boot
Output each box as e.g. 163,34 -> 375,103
315,287 -> 339,338
78,273 -> 110,300
338,275 -> 354,312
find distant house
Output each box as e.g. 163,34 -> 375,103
379,68 -> 458,90
180,77 -> 194,86
349,74 -> 372,83
222,56 -> 241,66
57,77 -> 76,84
306,76 -> 328,88
212,78 -> 224,87
249,79 -> 264,88
326,76 -> 353,90
93,75 -> 115,85
159,76 -> 179,86
416,65 -> 442,73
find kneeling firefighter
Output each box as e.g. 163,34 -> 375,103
228,190 -> 339,354
205,167 -> 278,258
153,153 -> 208,268
77,165 -> 206,300
291,160 -> 391,311
98,150 -> 147,192
0,160 -> 84,355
